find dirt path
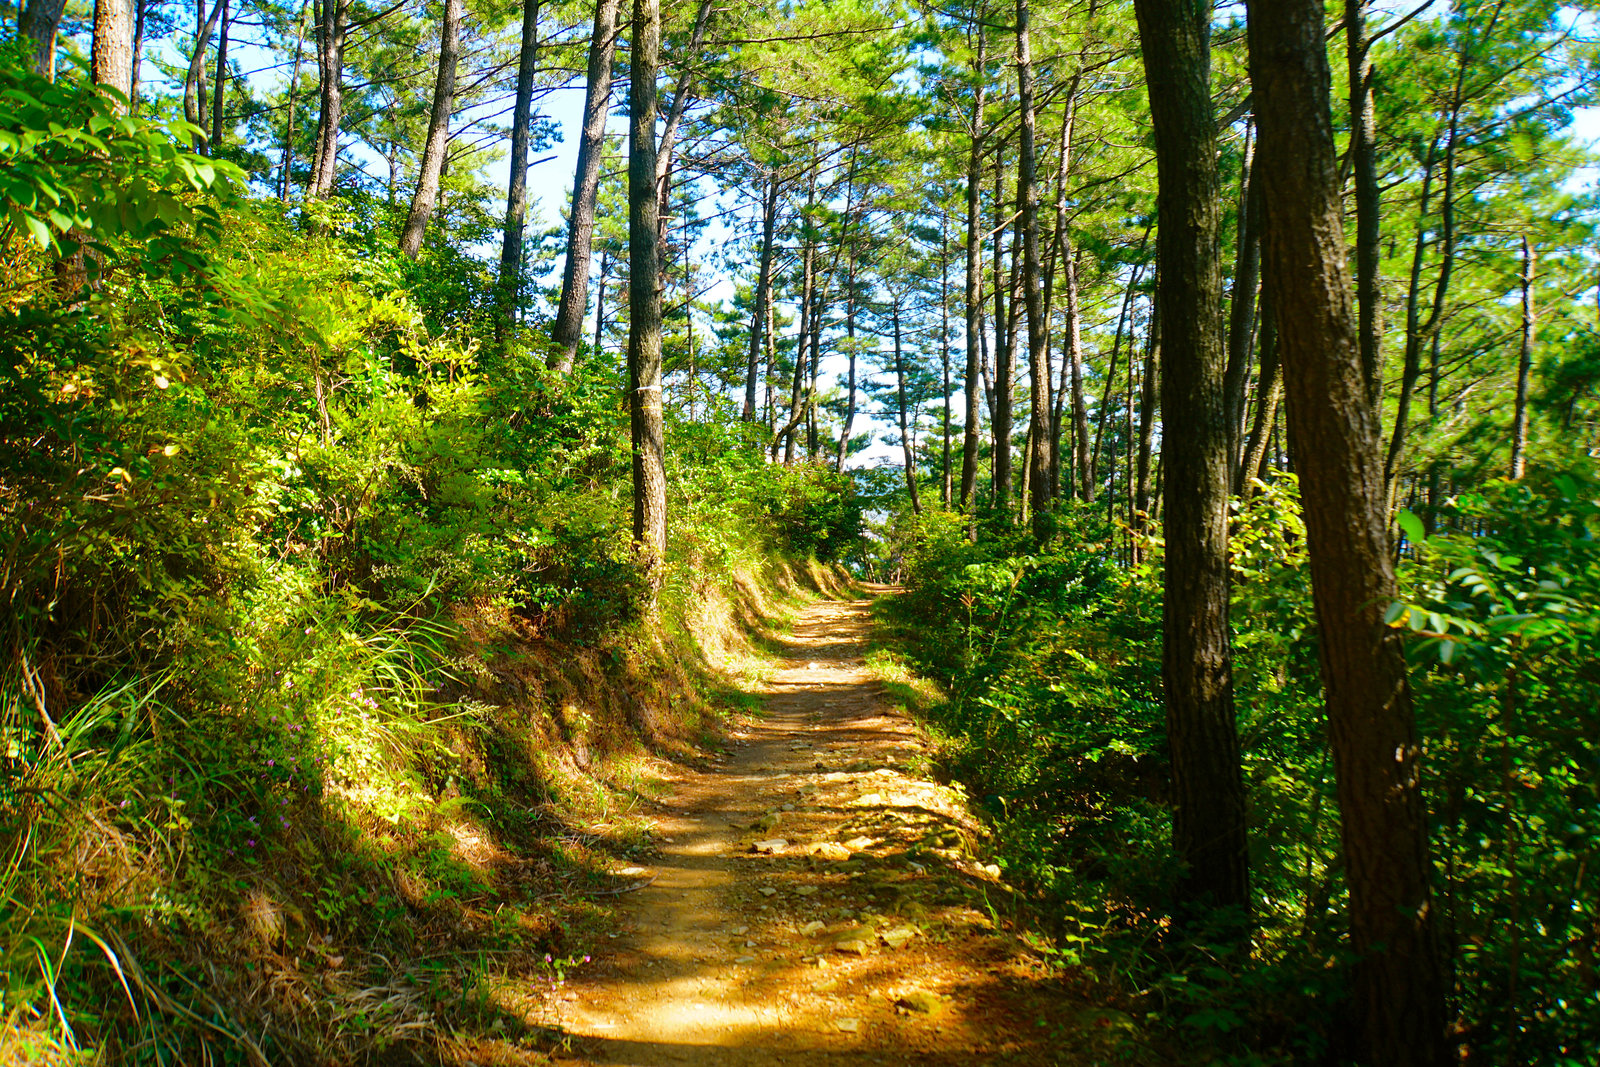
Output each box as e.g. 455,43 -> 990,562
558,592 -> 1086,1066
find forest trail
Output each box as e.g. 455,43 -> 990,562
555,590 -> 1092,1067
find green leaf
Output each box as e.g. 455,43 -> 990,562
1397,509 -> 1427,547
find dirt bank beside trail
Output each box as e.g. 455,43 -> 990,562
553,591 -> 1096,1067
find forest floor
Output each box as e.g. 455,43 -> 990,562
535,590 -> 1107,1067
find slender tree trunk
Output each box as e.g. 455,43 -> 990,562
652,0 -> 713,229
280,0 -> 309,202
309,0 -> 349,197
131,0 -> 148,104
1239,278 -> 1281,494
941,213 -> 953,505
1347,0 -> 1384,409
92,0 -> 136,104
629,0 -> 666,572
1065,244 -> 1093,501
399,0 -> 465,259
593,244 -> 610,354
742,176 -> 780,421
960,26 -> 988,513
1222,131 -> 1261,469
1017,0 -> 1052,539
1388,76 -> 1460,493
1134,284 -> 1160,534
1135,0 -> 1249,916
783,196 -> 816,465
496,0 -> 542,341
992,141 -> 1014,508
209,0 -> 229,148
893,300 -> 922,515
185,0 -> 225,148
20,0 -> 69,79
551,0 -> 621,368
1249,3 -> 1448,1061
1092,262 -> 1140,498
1509,236 -> 1535,479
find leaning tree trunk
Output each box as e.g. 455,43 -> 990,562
399,0 -> 465,259
496,0 -> 542,342
1134,0 -> 1249,917
185,0 -> 225,147
1249,2 -> 1449,1062
1347,0 -> 1384,410
550,0 -> 622,369
629,0 -> 666,574
279,0 -> 309,201
92,0 -> 137,104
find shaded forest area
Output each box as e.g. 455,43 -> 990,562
2,0 -> 1599,1063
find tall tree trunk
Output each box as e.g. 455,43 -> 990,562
941,213 -> 953,505
131,0 -> 148,104
742,176 -> 780,421
20,0 -> 69,79
496,0 -> 542,342
92,0 -> 137,105
551,0 -> 621,368
652,0 -> 713,233
279,0 -> 310,202
959,26 -> 988,513
1134,283 -> 1160,534
309,0 -> 350,196
992,141 -> 1015,508
1134,0 -> 1249,916
1017,0 -> 1052,540
783,194 -> 816,465
1249,3 -> 1448,1061
399,0 -> 465,259
629,0 -> 666,572
893,300 -> 923,516
593,244 -> 610,354
186,0 -> 225,149
209,0 -> 230,148
1065,244 -> 1092,501
1347,0 -> 1384,409
1092,263 -> 1140,498
1222,132 -> 1261,469
1388,72 -> 1461,494
1509,236 -> 1535,479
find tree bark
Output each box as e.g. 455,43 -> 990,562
399,0 -> 465,259
1065,244 -> 1093,501
209,0 -> 230,148
279,0 -> 310,201
1134,0 -> 1249,915
1017,0 -> 1052,540
1509,236 -> 1535,479
1222,132 -> 1261,469
185,0 -> 225,149
1347,0 -> 1384,410
959,25 -> 988,513
308,0 -> 350,197
1249,2 -> 1449,1061
1238,277 -> 1281,495
1134,282 -> 1159,533
20,0 -> 69,79
893,299 -> 923,516
551,0 -> 622,367
629,0 -> 667,572
992,141 -> 1015,508
496,0 -> 543,341
742,176 -> 780,421
92,0 -> 137,105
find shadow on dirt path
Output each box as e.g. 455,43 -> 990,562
557,589 -> 1095,1066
